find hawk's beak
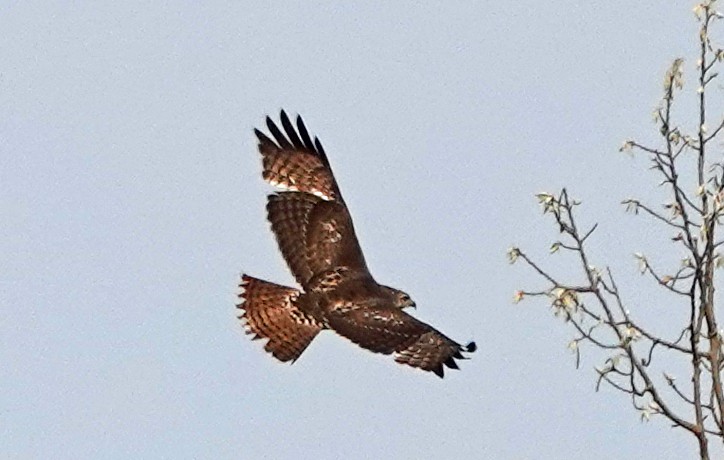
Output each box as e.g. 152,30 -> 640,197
409,301 -> 417,309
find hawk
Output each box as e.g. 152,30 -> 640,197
237,111 -> 476,377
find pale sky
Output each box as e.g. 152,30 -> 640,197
2,2 -> 718,459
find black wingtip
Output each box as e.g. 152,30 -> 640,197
279,110 -> 303,149
314,136 -> 326,155
465,341 -> 477,353
433,365 -> 444,378
444,356 -> 460,370
266,115 -> 292,149
254,128 -> 272,144
295,115 -> 316,152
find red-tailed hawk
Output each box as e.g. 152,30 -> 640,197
237,111 -> 476,377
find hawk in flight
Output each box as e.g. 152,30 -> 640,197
237,111 -> 476,377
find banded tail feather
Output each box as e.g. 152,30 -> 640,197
237,275 -> 323,363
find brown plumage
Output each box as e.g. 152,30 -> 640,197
237,110 -> 475,377
238,275 -> 322,363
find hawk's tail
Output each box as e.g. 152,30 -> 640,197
236,274 -> 322,363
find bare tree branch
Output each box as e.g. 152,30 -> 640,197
513,6 -> 723,457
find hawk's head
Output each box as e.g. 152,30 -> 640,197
381,286 -> 416,309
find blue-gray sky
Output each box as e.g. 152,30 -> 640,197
2,2 -> 718,459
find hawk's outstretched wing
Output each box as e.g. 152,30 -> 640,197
257,112 -> 370,289
325,303 -> 476,378
255,111 -> 342,202
267,193 -> 369,288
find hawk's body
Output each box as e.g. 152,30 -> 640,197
238,111 -> 475,377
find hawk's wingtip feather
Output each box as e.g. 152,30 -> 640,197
444,356 -> 460,370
